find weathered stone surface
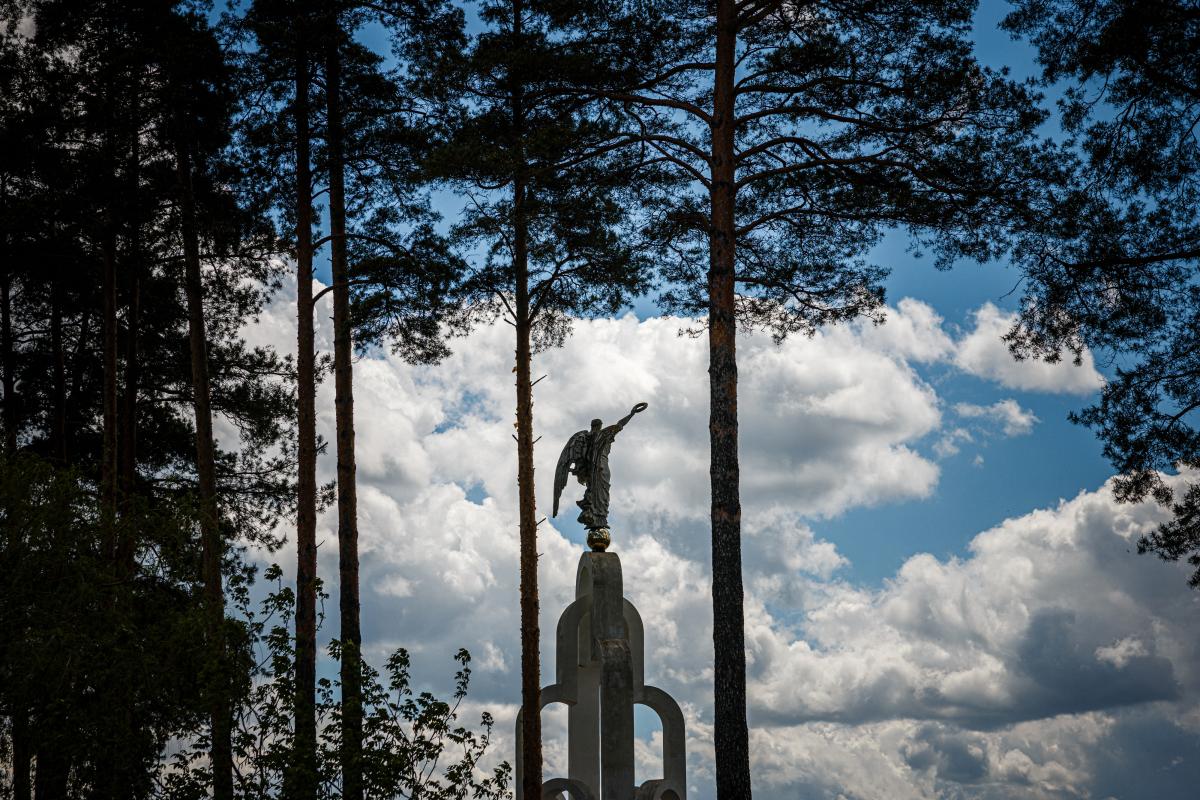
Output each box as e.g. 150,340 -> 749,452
517,551 -> 687,800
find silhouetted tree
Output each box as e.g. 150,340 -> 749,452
323,4 -> 366,795
0,1 -> 293,795
394,0 -> 659,791
584,1 -> 1046,794
239,1 -> 325,793
1004,0 -> 1200,588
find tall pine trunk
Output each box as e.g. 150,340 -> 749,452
325,20 -> 364,800
11,710 -> 30,800
291,22 -> 320,800
115,257 -> 139,574
0,177 -> 11,455
709,0 -> 751,797
101,223 -> 118,559
33,743 -> 68,800
514,197 -> 541,800
67,307 -> 90,447
50,279 -> 67,463
118,130 -> 140,545
176,137 -> 235,800
1,267 -> 14,456
510,1 -> 542,789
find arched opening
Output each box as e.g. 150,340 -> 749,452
541,701 -> 570,778
633,702 -> 664,787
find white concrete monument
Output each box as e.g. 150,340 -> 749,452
515,549 -> 687,800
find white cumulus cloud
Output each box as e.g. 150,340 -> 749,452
953,303 -> 1104,395
955,399 -> 1039,437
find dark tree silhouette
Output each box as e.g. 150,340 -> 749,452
1,1 -> 294,795
1004,0 -> 1200,587
240,1 -> 324,793
323,5 -> 366,796
394,0 -> 659,792
582,1 -> 1046,794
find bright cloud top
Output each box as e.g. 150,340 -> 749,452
953,302 -> 1105,395
954,399 -> 1039,437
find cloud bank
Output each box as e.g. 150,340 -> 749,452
241,284 -> 1194,799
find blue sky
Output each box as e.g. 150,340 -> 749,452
827,234 -> 1116,585
230,1 -> 1200,797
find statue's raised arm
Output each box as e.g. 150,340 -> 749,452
613,401 -> 648,433
550,402 -> 647,551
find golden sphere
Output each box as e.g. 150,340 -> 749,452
586,528 -> 611,552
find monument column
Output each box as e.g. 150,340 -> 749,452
520,403 -> 686,800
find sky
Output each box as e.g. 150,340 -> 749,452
234,1 -> 1200,798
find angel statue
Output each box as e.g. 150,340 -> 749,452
552,402 -> 648,551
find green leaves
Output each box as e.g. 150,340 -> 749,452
1005,0 -> 1200,588
157,567 -> 508,800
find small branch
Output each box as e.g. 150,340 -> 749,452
583,89 -> 713,125
310,278 -> 373,307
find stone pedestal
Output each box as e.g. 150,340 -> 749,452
516,551 -> 686,800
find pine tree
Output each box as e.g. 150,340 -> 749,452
323,5 -> 366,796
239,2 -> 324,793
583,0 -> 1046,794
0,2 -> 294,795
1003,0 -> 1200,588
392,0 -> 660,792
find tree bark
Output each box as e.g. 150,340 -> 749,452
514,202 -> 542,800
1,266 -> 15,456
510,2 -> 542,792
12,709 -> 31,800
50,278 -> 67,463
291,20 -> 320,800
709,1 -> 751,797
101,224 -> 118,560
66,307 -> 90,449
177,136 -> 234,800
325,18 -> 364,800
115,257 -> 139,574
32,743 -> 68,800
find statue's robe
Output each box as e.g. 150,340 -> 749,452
577,424 -> 623,529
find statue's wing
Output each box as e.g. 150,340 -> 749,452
553,430 -> 590,517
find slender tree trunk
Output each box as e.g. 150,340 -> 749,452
325,19 -> 364,800
67,308 -> 90,443
291,23 -> 320,800
709,1 -> 751,797
510,2 -> 542,790
12,710 -> 31,800
50,279 -> 67,463
101,135 -> 143,799
115,260 -> 139,573
101,225 -> 118,559
118,132 -> 140,526
33,744 -> 68,800
0,179 -> 12,456
1,266 -> 15,456
177,137 -> 234,800
514,198 -> 542,800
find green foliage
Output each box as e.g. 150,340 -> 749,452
0,453 -> 220,798
237,0 -> 465,367
596,0 -> 1049,338
157,567 -> 510,800
0,1 -> 296,794
1003,0 -> 1200,586
393,0 -> 660,347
